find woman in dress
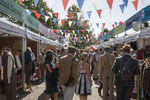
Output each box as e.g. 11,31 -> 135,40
75,52 -> 92,100
44,50 -> 59,100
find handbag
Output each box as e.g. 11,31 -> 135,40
64,58 -> 76,87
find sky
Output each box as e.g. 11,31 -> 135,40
43,0 -> 150,37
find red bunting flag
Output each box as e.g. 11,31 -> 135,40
120,21 -> 123,26
83,22 -> 86,27
97,9 -> 102,18
20,0 -> 22,4
61,19 -> 65,26
69,13 -> 73,20
102,23 -> 105,28
68,30 -> 70,33
33,11 -> 41,19
106,0 -> 114,10
132,0 -> 139,10
91,46 -> 95,50
66,33 -> 68,35
53,29 -> 55,33
55,29 -> 57,33
79,34 -> 81,38
62,0 -> 69,10
112,24 -> 115,28
82,30 -> 85,34
55,13 -> 59,19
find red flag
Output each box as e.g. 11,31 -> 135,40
83,22 -> 86,27
67,30 -> 70,33
120,21 -> 123,26
112,24 -> 115,28
82,30 -> 85,34
62,0 -> 69,10
97,9 -> 102,18
20,0 -> 22,4
33,11 -> 41,19
91,46 -> 95,50
106,0 -> 114,10
61,19 -> 65,26
55,29 -> 57,33
69,13 -> 73,20
53,29 -> 55,33
66,33 -> 68,35
132,0 -> 139,10
102,23 -> 105,28
55,13 -> 59,19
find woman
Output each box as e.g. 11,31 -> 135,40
75,52 -> 92,100
44,50 -> 59,100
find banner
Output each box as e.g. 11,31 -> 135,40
125,10 -> 141,30
108,29 -> 115,37
114,23 -> 125,35
142,5 -> 150,22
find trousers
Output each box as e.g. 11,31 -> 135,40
102,71 -> 114,100
62,85 -> 75,100
39,63 -> 45,81
115,82 -> 134,100
93,62 -> 98,79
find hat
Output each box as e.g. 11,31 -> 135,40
46,50 -> 54,57
104,46 -> 111,51
68,46 -> 76,53
122,44 -> 131,51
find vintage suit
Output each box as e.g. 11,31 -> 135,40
98,52 -> 115,100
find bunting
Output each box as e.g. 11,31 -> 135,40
87,11 -> 92,19
34,0 -> 39,7
69,13 -> 73,20
119,4 -> 125,13
62,0 -> 69,10
77,0 -> 85,10
77,22 -> 80,27
53,18 -> 57,24
26,10 -> 32,16
61,19 -> 65,26
55,13 -> 59,19
96,23 -> 99,28
106,0 -> 114,10
69,21 -> 72,27
20,0 -> 22,4
82,30 -> 85,34
97,9 -> 102,18
33,11 -> 41,19
83,22 -> 86,27
40,11 -> 45,16
123,0 -> 128,7
132,0 -> 139,10
45,16 -> 49,22
102,23 -> 105,28
112,24 -> 115,28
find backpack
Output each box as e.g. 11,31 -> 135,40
117,58 -> 133,82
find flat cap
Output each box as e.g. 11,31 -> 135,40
68,46 -> 76,53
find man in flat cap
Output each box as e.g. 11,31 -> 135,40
98,46 -> 115,100
59,46 -> 79,100
112,44 -> 140,100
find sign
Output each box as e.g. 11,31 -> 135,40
125,10 -> 142,30
142,5 -> 150,22
114,23 -> 125,35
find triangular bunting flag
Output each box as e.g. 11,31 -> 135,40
77,12 -> 81,19
123,0 -> 128,7
69,13 -> 73,20
20,0 -> 22,4
82,30 -> 85,34
87,11 -> 92,19
96,23 -> 99,28
77,30 -> 79,34
45,16 -> 49,22
102,23 -> 105,28
132,0 -> 139,10
68,30 -> 71,33
119,4 -> 125,13
61,19 -> 65,26
26,10 -> 32,16
53,18 -> 57,24
77,22 -> 80,27
83,22 -> 86,27
115,22 -> 117,26
77,0 -> 85,10
33,11 -> 41,19
40,11 -> 45,16
62,0 -> 69,10
55,13 -> 59,19
97,9 -> 102,18
34,0 -> 39,7
64,30 -> 66,33
120,21 -> 123,26
69,21 -> 72,27
112,24 -> 115,28
106,0 -> 114,10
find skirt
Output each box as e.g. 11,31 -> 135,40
75,73 -> 92,95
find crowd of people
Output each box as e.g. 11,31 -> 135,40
0,44 -> 150,100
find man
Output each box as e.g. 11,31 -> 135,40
38,51 -> 45,82
59,46 -> 79,100
1,47 -> 16,100
93,49 -> 99,80
98,46 -> 115,100
112,45 -> 140,100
